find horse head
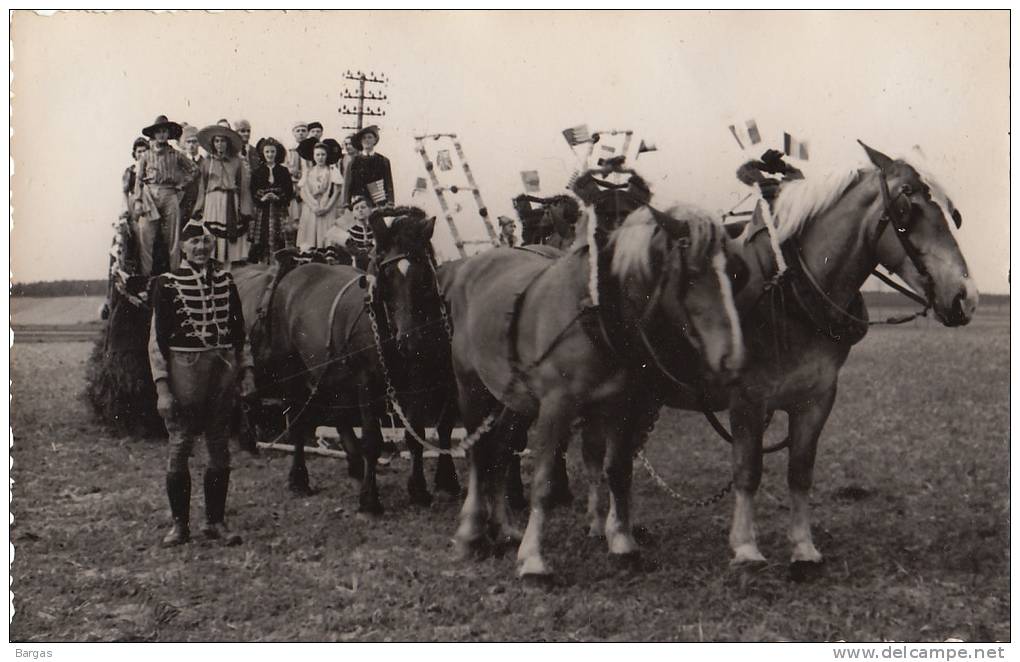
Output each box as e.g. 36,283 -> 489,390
368,206 -> 445,357
611,204 -> 746,384
858,141 -> 978,326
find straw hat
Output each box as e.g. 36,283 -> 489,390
198,124 -> 244,156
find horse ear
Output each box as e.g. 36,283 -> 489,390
368,213 -> 390,250
858,140 -> 895,172
420,216 -> 436,241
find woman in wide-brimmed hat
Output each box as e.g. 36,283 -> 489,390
142,115 -> 184,141
343,124 -> 393,207
296,140 -> 343,251
192,125 -> 252,268
248,137 -> 294,264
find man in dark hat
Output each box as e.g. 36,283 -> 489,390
133,115 -> 200,275
343,125 -> 394,207
149,219 -> 256,548
306,121 -> 324,142
736,148 -> 804,210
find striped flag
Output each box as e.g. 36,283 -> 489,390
783,132 -> 810,160
520,170 -> 540,193
367,180 -> 387,204
598,144 -> 616,161
436,150 -> 453,171
637,139 -> 658,154
728,119 -> 762,150
413,176 -> 428,195
561,124 -> 592,147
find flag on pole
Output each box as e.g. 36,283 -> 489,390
413,176 -> 428,195
436,150 -> 453,171
783,132 -> 810,160
367,180 -> 387,204
598,144 -> 616,161
637,139 -> 658,154
520,170 -> 540,193
561,124 -> 592,147
728,119 -> 762,150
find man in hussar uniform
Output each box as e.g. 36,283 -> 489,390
149,220 -> 256,547
133,115 -> 200,275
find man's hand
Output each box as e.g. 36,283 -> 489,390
239,368 -> 257,400
155,381 -> 175,419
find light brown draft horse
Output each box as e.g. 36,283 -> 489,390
666,142 -> 978,568
446,203 -> 746,579
233,208 -> 458,513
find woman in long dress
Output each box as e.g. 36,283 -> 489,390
193,124 -> 253,268
249,137 -> 295,263
295,140 -> 342,251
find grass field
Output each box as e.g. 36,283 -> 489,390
9,306 -> 1009,642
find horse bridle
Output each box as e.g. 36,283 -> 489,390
871,168 -> 937,310
367,250 -> 452,353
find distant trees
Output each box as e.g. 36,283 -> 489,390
11,280 -> 107,297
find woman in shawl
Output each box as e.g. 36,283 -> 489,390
295,139 -> 342,251
248,137 -> 295,264
193,124 -> 253,268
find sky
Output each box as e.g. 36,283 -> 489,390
10,10 -> 1011,293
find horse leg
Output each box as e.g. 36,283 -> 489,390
356,382 -> 384,515
729,398 -> 768,565
486,414 -> 526,548
405,424 -> 432,507
453,383 -> 499,557
547,438 -> 574,508
517,391 -> 577,579
580,415 -> 607,538
337,423 -> 364,482
602,393 -> 657,558
787,387 -> 837,565
433,398 -> 461,497
287,404 -> 315,496
504,423 -> 528,512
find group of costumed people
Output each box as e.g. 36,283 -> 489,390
117,115 -> 394,278
86,112 -> 802,547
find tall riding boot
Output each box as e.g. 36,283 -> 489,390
203,468 -> 241,545
161,471 -> 191,547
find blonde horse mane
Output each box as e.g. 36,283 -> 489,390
770,170 -> 859,243
610,203 -> 722,284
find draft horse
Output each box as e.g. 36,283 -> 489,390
663,141 -> 978,568
234,207 -> 459,513
446,202 -> 747,578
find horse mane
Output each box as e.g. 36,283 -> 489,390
770,169 -> 859,243
610,202 -> 721,284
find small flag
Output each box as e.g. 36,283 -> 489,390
783,132 -> 810,160
637,139 -> 658,154
728,119 -> 762,150
436,150 -> 453,171
367,180 -> 387,204
413,176 -> 428,194
561,124 -> 592,147
598,144 -> 616,161
520,170 -> 540,193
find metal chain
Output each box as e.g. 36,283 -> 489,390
365,276 -> 498,456
633,401 -> 733,508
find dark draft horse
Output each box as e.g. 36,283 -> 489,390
233,207 -> 459,514
664,142 -> 978,568
445,202 -> 746,578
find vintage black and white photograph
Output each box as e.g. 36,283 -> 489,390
8,9 -> 1010,646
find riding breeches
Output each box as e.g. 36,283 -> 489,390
163,348 -> 238,473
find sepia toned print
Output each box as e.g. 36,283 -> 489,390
9,10 -> 1009,646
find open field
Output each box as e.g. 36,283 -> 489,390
9,307 -> 1009,642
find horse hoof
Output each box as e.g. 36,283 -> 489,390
609,551 -> 644,572
452,537 -> 489,562
357,499 -> 385,517
408,488 -> 433,507
731,544 -> 767,566
517,556 -> 552,580
788,559 -> 825,583
289,482 -> 316,497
